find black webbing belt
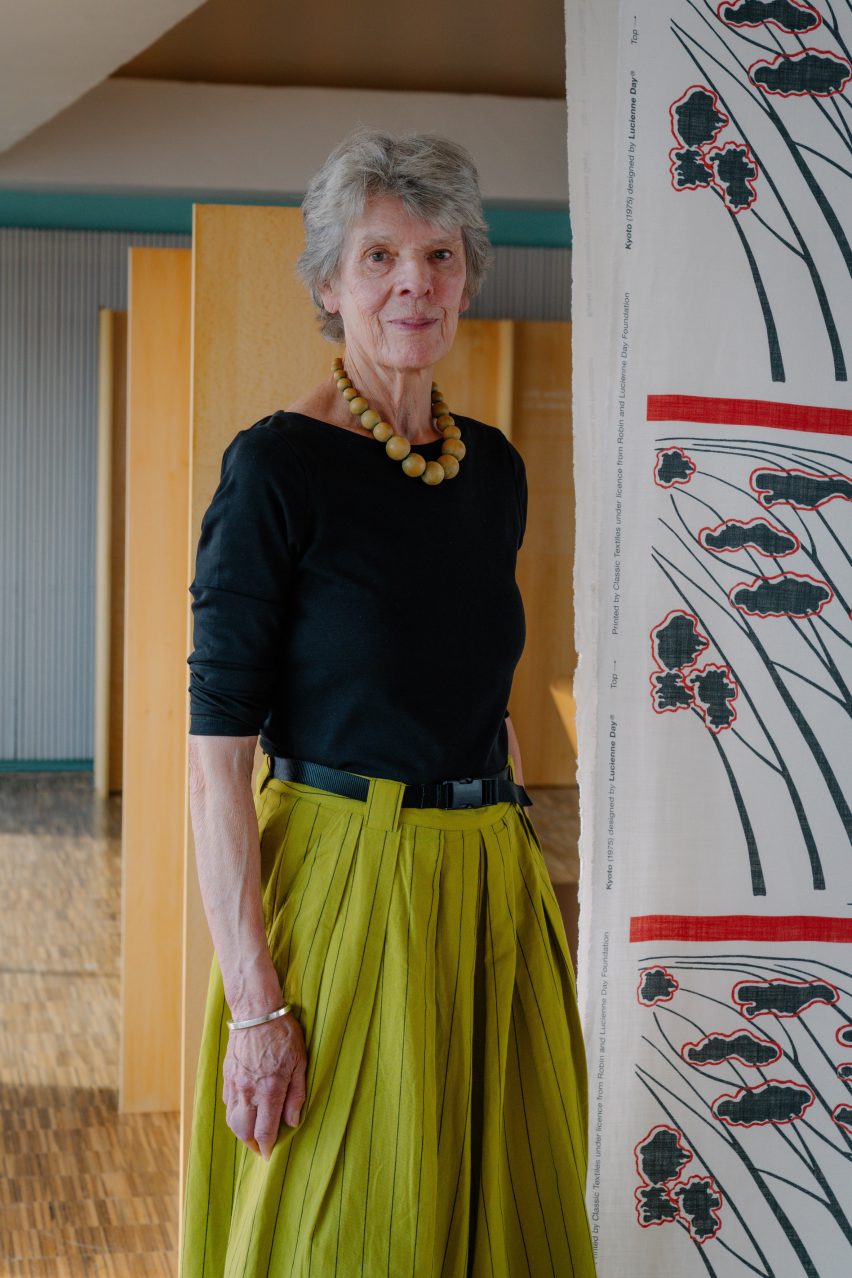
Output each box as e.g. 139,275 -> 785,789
267,755 -> 533,809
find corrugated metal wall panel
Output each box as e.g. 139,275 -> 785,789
0,234 -> 22,757
0,229 -> 568,762
0,229 -> 188,762
473,246 -> 571,322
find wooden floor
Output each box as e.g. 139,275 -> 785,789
0,773 -> 178,1276
0,770 -> 578,1276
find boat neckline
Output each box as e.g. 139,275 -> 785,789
275,409 -> 449,451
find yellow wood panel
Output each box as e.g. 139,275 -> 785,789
94,311 -> 128,799
182,205 -> 331,1193
109,314 -> 128,794
551,675 -> 578,760
94,311 -> 114,801
434,318 -> 514,435
510,321 -> 575,786
440,319 -> 576,784
120,248 -> 192,1113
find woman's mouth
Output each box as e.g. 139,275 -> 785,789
391,318 -> 438,332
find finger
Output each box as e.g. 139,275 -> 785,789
254,1091 -> 286,1161
227,1102 -> 260,1154
283,1053 -> 307,1128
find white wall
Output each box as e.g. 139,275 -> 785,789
0,79 -> 569,207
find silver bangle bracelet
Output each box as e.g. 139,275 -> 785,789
227,1003 -> 293,1030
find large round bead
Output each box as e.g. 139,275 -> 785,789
332,358 -> 344,370
422,460 -> 445,485
438,455 -> 460,478
342,387 -> 358,401
360,408 -> 381,430
441,424 -> 462,439
386,434 -> 411,460
336,377 -> 352,390
436,413 -> 454,429
441,438 -> 466,460
402,452 -> 427,477
348,396 -> 369,415
372,421 -> 394,443
431,400 -> 449,417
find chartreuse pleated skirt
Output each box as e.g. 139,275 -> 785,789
181,754 -> 596,1277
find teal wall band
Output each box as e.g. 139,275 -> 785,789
0,759 -> 92,772
0,189 -> 572,248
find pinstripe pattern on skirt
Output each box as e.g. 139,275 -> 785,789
181,755 -> 596,1277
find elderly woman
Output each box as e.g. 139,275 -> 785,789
182,131 -> 595,1277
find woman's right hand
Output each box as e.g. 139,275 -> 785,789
222,1011 -> 308,1160
188,735 -> 308,1158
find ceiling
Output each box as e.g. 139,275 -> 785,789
114,0 -> 567,100
0,0 -> 206,154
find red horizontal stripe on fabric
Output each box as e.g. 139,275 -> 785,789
646,395 -> 852,436
630,915 -> 852,943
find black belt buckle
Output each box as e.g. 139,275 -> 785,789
446,778 -> 482,808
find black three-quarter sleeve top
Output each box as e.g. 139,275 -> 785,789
187,410 -> 527,785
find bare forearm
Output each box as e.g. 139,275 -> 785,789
188,735 -> 281,1019
506,713 -> 525,785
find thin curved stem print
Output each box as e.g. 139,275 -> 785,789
670,16 -> 849,378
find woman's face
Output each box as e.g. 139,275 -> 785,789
321,194 -> 470,372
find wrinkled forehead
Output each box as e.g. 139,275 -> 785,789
340,193 -> 465,254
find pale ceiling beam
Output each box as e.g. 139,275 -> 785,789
0,0 -> 207,153
0,80 -> 569,207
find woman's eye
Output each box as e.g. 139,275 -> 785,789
367,250 -> 387,262
432,250 -> 452,260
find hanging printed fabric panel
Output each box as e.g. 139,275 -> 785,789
565,2 -> 852,1275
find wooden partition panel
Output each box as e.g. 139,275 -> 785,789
434,319 -> 515,436
510,321 -> 575,786
120,249 -> 192,1113
182,206 -> 331,1184
94,310 -> 127,798
442,319 -> 576,787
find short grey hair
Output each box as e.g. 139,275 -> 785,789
296,129 -> 493,342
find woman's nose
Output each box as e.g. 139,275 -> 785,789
394,257 -> 432,296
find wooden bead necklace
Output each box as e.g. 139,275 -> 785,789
332,357 -> 465,485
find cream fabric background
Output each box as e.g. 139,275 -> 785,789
566,3 -> 852,1274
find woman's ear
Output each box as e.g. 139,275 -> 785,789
319,279 -> 340,316
319,288 -> 339,315
459,293 -> 471,315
